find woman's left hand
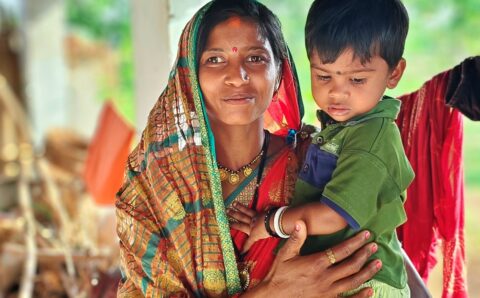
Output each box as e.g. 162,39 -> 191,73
228,203 -> 272,252
227,202 -> 257,234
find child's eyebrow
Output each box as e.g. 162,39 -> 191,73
311,65 -> 375,75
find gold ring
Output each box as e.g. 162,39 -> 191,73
325,248 -> 336,265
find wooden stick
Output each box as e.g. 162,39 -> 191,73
0,74 -> 31,142
37,158 -> 76,278
17,164 -> 37,298
3,242 -> 111,263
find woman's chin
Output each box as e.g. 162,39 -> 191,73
213,116 -> 261,128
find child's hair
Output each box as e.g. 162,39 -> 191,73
305,0 -> 409,69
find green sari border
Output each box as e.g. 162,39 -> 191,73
188,3 -> 242,295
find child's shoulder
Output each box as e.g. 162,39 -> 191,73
342,117 -> 402,153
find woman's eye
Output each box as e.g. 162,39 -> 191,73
206,56 -> 224,64
247,55 -> 266,63
351,77 -> 366,84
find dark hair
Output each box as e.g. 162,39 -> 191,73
305,0 -> 409,69
196,0 -> 288,68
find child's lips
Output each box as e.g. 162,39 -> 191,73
328,105 -> 351,116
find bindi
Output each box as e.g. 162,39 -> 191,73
232,47 -> 238,53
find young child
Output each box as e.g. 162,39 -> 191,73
230,0 -> 414,296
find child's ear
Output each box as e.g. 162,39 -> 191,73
387,58 -> 406,89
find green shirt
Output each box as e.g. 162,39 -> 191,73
293,96 -> 415,289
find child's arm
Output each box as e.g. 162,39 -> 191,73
277,202 -> 348,236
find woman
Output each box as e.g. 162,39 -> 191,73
116,0 -> 380,297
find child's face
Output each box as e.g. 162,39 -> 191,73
309,48 -> 405,122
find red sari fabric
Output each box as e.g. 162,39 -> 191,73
397,69 -> 467,298
230,148 -> 298,285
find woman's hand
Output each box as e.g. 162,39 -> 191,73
228,203 -> 271,253
242,221 -> 381,298
227,202 -> 257,234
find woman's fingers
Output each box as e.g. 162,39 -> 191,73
329,259 -> 381,295
347,287 -> 374,298
326,241 -> 378,283
322,231 -> 373,267
233,203 -> 257,217
229,221 -> 251,234
242,237 -> 255,253
329,230 -> 373,264
227,208 -> 253,225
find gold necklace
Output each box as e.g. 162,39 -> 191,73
218,150 -> 264,185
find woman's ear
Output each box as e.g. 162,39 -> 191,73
387,58 -> 406,89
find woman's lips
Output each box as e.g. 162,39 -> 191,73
223,94 -> 255,104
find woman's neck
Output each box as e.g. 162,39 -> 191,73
212,123 -> 264,170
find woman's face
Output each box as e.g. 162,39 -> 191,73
198,17 -> 279,127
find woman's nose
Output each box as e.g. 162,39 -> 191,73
225,63 -> 249,87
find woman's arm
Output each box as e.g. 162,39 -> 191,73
241,221 -> 380,298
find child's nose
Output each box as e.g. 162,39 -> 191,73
328,88 -> 348,102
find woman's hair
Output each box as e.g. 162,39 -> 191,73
305,0 -> 409,69
196,0 -> 288,68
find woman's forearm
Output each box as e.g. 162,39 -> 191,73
276,202 -> 348,236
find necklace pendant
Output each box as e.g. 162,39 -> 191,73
229,173 -> 240,185
219,168 -> 228,181
243,166 -> 253,177
239,264 -> 251,290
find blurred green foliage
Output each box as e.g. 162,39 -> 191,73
66,0 -> 135,123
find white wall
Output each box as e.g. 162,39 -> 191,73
130,0 -> 208,133
20,0 -> 69,146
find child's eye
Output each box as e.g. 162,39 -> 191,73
206,56 -> 225,64
316,75 -> 331,81
351,77 -> 366,84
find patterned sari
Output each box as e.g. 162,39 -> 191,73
115,2 -> 303,297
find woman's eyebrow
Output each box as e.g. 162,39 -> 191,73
203,48 -> 224,53
248,46 -> 268,51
